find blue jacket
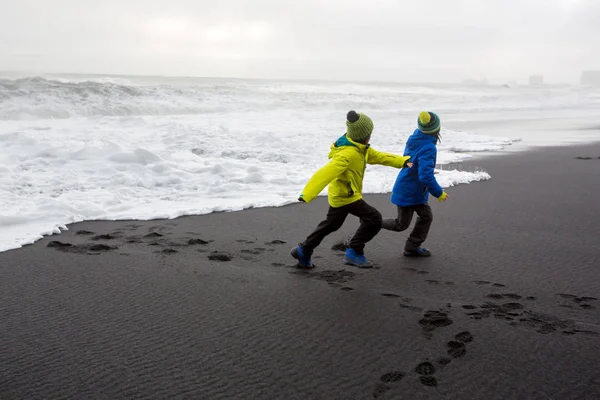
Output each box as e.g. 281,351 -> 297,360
391,129 -> 443,206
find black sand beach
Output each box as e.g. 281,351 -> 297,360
1,144 -> 600,399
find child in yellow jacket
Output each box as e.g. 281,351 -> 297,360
292,111 -> 412,268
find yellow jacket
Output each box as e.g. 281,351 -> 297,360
299,135 -> 411,207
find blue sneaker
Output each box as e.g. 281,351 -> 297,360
291,245 -> 314,269
343,248 -> 374,268
403,247 -> 432,257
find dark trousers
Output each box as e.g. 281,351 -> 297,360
381,204 -> 433,251
301,200 -> 382,254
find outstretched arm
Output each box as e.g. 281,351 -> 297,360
299,155 -> 350,203
367,148 -> 411,168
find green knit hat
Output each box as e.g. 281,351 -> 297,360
346,110 -> 373,142
417,111 -> 441,135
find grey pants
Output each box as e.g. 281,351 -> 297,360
382,204 -> 433,251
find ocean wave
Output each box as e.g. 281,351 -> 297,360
1,76 -> 599,120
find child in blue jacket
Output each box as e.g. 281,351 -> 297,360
382,111 -> 448,256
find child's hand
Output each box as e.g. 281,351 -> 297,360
406,162 -> 414,168
438,192 -> 449,202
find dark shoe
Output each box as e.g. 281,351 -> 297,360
343,248 -> 374,268
291,245 -> 314,268
403,247 -> 432,257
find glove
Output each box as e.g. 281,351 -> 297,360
438,192 -> 448,202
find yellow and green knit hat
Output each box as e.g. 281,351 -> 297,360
417,111 -> 441,135
346,111 -> 373,142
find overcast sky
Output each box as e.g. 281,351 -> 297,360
1,0 -> 599,83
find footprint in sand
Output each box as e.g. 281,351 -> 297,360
47,241 -> 74,250
271,262 -> 286,267
144,232 -> 164,239
419,376 -> 438,387
414,362 -> 436,375
188,238 -> 211,245
473,280 -> 506,287
47,241 -> 117,255
414,362 -> 437,387
208,252 -> 232,261
581,296 -> 599,301
380,371 -> 405,383
437,357 -> 452,366
557,293 -> 598,310
331,236 -> 351,252
465,298 -> 599,337
402,267 -> 430,275
419,310 -> 453,333
486,293 -> 522,300
455,331 -> 474,343
447,341 -> 467,358
424,280 -> 454,286
158,248 -> 178,255
265,240 -> 287,245
314,270 -> 355,284
373,372 -> 405,398
409,332 -> 475,387
92,233 -> 120,240
88,244 -> 115,252
410,331 -> 475,386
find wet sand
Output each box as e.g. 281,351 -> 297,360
1,143 -> 599,399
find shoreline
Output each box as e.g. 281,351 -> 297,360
2,139 -> 598,255
2,138 -> 600,255
1,142 -> 599,399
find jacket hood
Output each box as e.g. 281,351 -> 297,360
405,129 -> 437,152
329,134 -> 369,158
